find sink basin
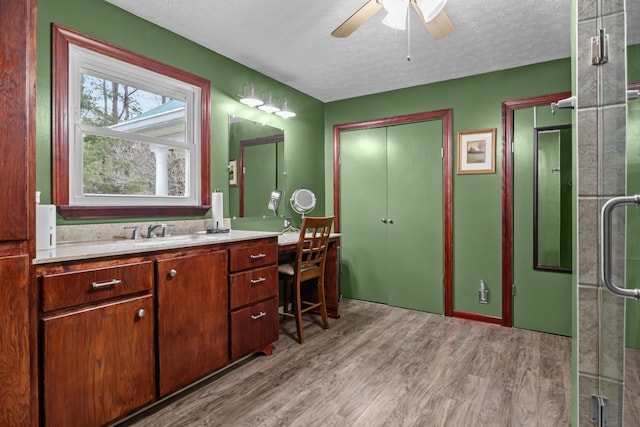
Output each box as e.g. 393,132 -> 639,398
129,233 -> 223,248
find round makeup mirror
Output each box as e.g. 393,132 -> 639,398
290,188 -> 316,217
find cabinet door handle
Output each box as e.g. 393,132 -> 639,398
381,218 -> 387,223
250,277 -> 266,285
250,253 -> 266,259
137,309 -> 146,318
169,269 -> 177,277
388,219 -> 394,224
251,311 -> 267,320
91,279 -> 122,289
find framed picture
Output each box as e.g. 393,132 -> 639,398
228,159 -> 238,186
457,128 -> 496,174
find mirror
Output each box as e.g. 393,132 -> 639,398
228,116 -> 285,217
290,188 -> 316,216
533,125 -> 572,272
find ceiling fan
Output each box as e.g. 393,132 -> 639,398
331,0 -> 454,39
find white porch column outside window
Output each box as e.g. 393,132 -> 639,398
151,145 -> 169,196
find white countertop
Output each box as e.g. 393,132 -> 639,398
34,229 -> 280,264
276,231 -> 341,245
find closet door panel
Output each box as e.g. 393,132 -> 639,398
513,108 -> 572,335
387,121 -> 444,314
340,127 -> 388,303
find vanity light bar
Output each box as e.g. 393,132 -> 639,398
238,83 -> 296,118
276,98 -> 296,118
238,83 -> 264,107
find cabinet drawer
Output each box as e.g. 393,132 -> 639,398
41,261 -> 153,312
229,242 -> 277,272
230,265 -> 278,310
230,297 -> 279,360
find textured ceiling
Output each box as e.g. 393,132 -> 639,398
106,0 -> 640,103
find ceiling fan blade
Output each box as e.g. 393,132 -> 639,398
331,0 -> 383,38
425,10 -> 455,39
411,1 -> 455,39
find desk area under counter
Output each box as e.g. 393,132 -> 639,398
277,231 -> 341,319
32,228 -> 340,426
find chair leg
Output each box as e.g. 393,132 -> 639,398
317,277 -> 329,329
294,280 -> 305,344
282,278 -> 291,313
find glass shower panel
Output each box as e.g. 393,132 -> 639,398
597,2 -> 639,425
624,87 -> 640,424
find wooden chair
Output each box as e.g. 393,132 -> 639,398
279,216 -> 334,343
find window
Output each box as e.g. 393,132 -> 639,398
53,24 -> 210,218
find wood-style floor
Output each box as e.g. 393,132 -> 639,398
121,298 -> 570,426
626,348 -> 640,425
118,298 -> 637,427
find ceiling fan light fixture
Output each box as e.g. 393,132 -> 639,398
258,91 -> 280,113
239,83 -> 264,107
275,98 -> 296,118
416,0 -> 447,22
382,0 -> 409,30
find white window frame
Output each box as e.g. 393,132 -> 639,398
68,45 -> 201,207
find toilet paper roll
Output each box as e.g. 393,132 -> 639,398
212,191 -> 224,230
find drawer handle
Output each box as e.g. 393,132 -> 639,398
91,279 -> 122,289
251,311 -> 267,320
250,277 -> 267,285
250,253 -> 267,259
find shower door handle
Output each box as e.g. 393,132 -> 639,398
600,195 -> 640,300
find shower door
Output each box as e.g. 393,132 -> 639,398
578,1 -> 640,425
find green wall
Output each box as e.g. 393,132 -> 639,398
36,0 -> 325,227
324,60 -> 571,321
627,96 -> 640,349
36,1 -> 640,336
626,43 -> 640,349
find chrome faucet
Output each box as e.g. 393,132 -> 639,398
147,223 -> 167,238
124,226 -> 141,240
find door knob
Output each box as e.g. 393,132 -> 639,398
169,269 -> 177,277
137,309 -> 146,318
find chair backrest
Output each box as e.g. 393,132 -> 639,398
294,216 -> 334,276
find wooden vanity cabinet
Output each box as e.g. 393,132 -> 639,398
36,237 -> 279,425
156,249 -> 229,397
39,261 -> 155,427
1,0 -> 36,424
229,240 -> 279,360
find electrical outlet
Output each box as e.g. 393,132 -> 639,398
479,279 -> 488,304
479,289 -> 488,304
